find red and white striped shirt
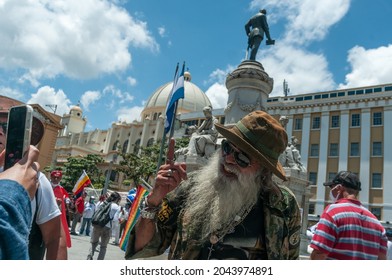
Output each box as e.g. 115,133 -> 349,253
310,198 -> 388,259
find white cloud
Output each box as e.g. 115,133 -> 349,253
116,106 -> 144,123
0,0 -> 159,85
339,44 -> 392,89
27,86 -> 72,116
250,0 -> 351,45
0,87 -> 24,99
127,76 -> 137,87
80,90 -> 101,111
103,85 -> 134,103
262,45 -> 335,95
158,26 -> 166,37
205,83 -> 228,109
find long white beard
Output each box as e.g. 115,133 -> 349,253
184,152 -> 262,240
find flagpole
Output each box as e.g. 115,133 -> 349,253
157,63 -> 180,170
168,101 -> 179,142
87,181 -> 100,198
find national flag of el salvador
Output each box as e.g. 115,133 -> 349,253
164,63 -> 185,134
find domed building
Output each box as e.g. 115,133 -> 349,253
142,71 -> 211,122
53,71 -> 213,190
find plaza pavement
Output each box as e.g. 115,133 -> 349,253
67,232 -> 310,260
67,229 -> 167,260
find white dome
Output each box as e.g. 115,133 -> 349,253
143,78 -> 211,117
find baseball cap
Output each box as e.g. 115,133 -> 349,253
323,171 -> 361,191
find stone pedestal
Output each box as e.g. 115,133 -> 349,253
176,154 -> 210,173
224,60 -> 273,125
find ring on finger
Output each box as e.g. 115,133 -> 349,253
167,169 -> 173,177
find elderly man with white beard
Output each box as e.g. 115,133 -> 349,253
125,111 -> 301,260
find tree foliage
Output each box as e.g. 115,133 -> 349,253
55,154 -> 105,192
116,137 -> 190,187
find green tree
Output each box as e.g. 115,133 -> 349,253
116,137 -> 190,187
58,154 -> 105,192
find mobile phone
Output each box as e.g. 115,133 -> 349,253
4,105 -> 33,170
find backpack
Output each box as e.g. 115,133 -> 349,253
91,201 -> 113,227
29,190 -> 46,260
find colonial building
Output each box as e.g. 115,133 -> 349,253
267,83 -> 392,223
53,71 -> 212,188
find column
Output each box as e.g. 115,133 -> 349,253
338,110 -> 349,171
315,111 -> 330,215
360,108 -> 371,207
383,106 -> 392,221
300,113 -> 311,168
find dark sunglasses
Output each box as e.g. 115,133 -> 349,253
221,140 -> 251,168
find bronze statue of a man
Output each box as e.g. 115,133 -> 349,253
245,9 -> 275,60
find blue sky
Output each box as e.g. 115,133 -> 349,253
0,0 -> 391,130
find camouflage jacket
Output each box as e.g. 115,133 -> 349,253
125,177 -> 301,260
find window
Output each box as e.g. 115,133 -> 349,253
351,114 -> 360,127
329,143 -> 339,157
372,173 -> 382,189
310,144 -> 319,157
331,115 -> 340,128
112,140 -> 119,151
328,172 -> 336,182
370,207 -> 382,220
372,142 -> 382,156
294,118 -> 303,130
350,142 -> 360,156
308,203 -> 315,215
122,140 -> 129,154
309,172 -> 317,185
147,138 -> 154,147
373,112 -> 383,126
133,139 -> 141,154
312,116 -> 320,129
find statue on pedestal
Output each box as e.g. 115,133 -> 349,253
175,106 -> 218,160
278,116 -> 306,173
245,9 -> 275,60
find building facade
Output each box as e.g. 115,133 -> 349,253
52,78 -> 392,224
268,83 -> 392,223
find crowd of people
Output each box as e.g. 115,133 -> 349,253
1,106 -> 391,261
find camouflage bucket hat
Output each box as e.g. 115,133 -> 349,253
215,111 -> 288,180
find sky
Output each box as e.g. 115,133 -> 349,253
0,0 -> 391,130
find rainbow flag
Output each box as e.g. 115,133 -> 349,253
72,170 -> 91,196
119,185 -> 149,251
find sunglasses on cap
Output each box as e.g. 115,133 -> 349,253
221,140 -> 251,168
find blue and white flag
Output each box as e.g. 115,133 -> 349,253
164,63 -> 185,134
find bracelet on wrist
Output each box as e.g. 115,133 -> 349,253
140,196 -> 161,220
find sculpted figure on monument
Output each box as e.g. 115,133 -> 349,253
245,9 -> 275,60
290,136 -> 306,172
185,106 -> 218,159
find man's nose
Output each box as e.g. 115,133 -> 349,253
223,151 -> 237,165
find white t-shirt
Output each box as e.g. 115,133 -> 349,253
95,201 -> 120,228
30,172 -> 61,225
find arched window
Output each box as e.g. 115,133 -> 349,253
133,139 -> 141,154
122,140 -> 129,154
112,140 -> 119,151
147,138 -> 154,147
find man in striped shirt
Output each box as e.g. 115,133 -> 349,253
310,171 -> 387,260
